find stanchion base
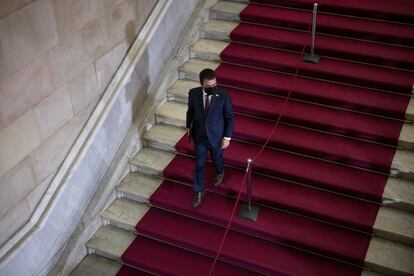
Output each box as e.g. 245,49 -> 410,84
302,53 -> 320,64
237,204 -> 260,221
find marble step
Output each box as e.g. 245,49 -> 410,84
130,144 -> 414,247
70,255 -> 122,276
103,175 -> 414,276
153,100 -> 414,212
86,225 -> 135,262
210,1 -> 246,22
178,57 -> 414,151
101,198 -> 150,232
201,19 -> 236,41
189,38 -> 414,122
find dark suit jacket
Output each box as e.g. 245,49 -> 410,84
186,87 -> 234,146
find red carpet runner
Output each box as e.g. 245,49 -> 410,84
119,1 -> 414,275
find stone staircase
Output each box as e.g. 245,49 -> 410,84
71,1 -> 414,275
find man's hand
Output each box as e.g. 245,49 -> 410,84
187,128 -> 192,143
221,138 -> 230,149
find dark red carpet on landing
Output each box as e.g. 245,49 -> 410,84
120,1 -> 414,274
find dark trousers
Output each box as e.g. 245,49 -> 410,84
193,136 -> 224,192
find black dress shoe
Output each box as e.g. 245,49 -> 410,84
212,171 -> 224,187
192,191 -> 204,208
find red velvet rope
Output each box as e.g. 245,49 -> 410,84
208,21 -> 313,275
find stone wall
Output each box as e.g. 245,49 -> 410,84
0,0 -> 157,248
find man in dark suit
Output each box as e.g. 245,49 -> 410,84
186,68 -> 234,208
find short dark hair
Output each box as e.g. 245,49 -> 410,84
199,68 -> 216,84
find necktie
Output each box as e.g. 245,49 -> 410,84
204,94 -> 210,113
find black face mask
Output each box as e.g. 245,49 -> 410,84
205,86 -> 216,96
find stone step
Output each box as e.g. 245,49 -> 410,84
178,57 -> 414,151
129,147 -> 175,176
101,198 -> 150,232
365,237 -> 414,276
86,225 -> 135,262
70,255 -> 122,276
116,173 -> 163,204
210,1 -> 246,22
130,144 -> 414,247
373,207 -> 414,246
104,171 -> 414,275
201,19 -> 236,41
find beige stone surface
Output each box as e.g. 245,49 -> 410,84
70,255 -> 121,276
0,157 -> 36,218
102,198 -> 149,231
392,149 -> 414,180
100,0 -> 126,14
0,1 -> 36,19
155,101 -> 187,128
86,225 -> 135,259
31,100 -> 93,183
0,54 -> 54,128
179,58 -> 220,81
374,207 -> 414,245
53,0 -> 100,43
361,271 -> 386,276
117,173 -> 163,203
201,19 -> 237,40
34,84 -> 74,140
133,1 -> 158,36
49,18 -> 104,87
143,124 -> 185,151
399,123 -> 414,151
384,177 -> 414,211
26,173 -> 53,213
365,237 -> 414,275
0,110 -> 41,177
405,97 -> 414,122
211,1 -> 245,21
168,79 -> 199,102
95,41 -> 128,93
0,0 -> 59,75
67,64 -> 99,115
191,39 -> 228,61
0,198 -> 31,247
130,147 -> 175,176
0,42 -> 6,80
98,0 -> 137,55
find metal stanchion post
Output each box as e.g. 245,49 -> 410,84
303,3 -> 321,64
238,158 -> 260,221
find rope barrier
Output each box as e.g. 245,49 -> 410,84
207,20 -> 313,276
